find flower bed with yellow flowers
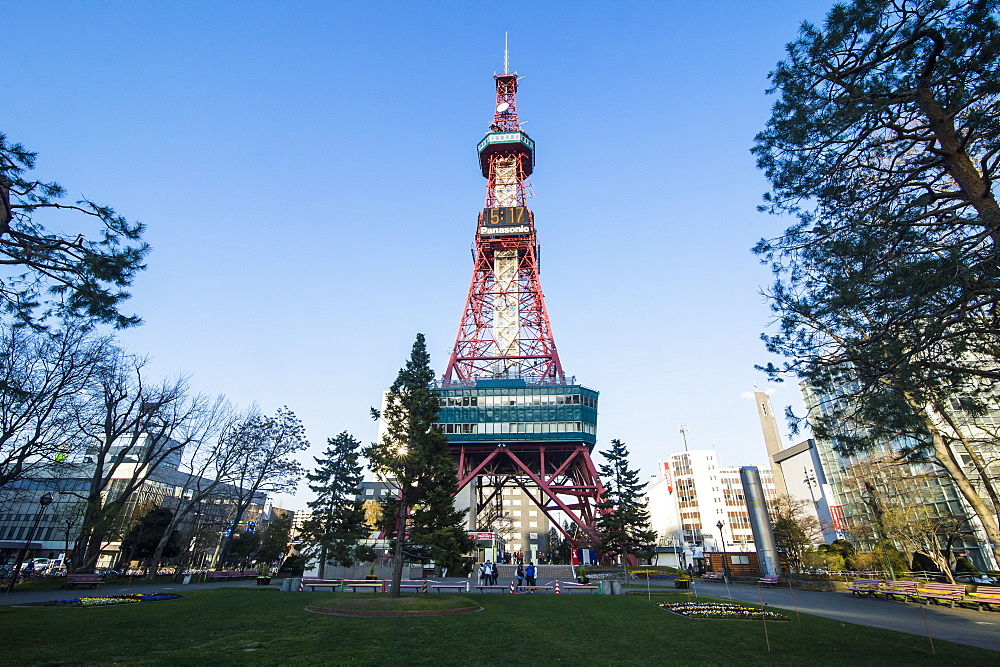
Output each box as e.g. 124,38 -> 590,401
656,601 -> 786,620
19,593 -> 184,608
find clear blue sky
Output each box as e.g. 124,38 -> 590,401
6,1 -> 834,509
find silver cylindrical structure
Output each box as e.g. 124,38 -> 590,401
740,466 -> 781,576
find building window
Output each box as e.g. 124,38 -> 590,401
529,521 -> 537,528
529,532 -> 538,539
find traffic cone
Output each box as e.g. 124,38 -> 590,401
298,579 -> 304,592
555,580 -> 561,594
510,581 -> 515,593
422,580 -> 428,594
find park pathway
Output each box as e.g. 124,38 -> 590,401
683,579 -> 998,652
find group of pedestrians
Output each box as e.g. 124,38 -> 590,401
478,560 -> 500,585
479,560 -> 538,591
515,562 -> 537,590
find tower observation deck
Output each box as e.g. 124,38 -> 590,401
439,68 -> 604,548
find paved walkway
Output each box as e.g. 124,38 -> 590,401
4,576 -> 997,653
0,577 -> 262,607
673,579 -> 999,653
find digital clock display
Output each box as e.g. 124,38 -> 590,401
480,207 -> 531,236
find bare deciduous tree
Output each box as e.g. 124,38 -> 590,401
214,406 -> 307,567
0,323 -> 111,488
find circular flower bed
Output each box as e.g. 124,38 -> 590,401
19,593 -> 184,608
656,601 -> 787,620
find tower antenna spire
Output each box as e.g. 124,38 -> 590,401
504,32 -> 509,75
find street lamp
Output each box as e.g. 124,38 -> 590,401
716,520 -> 731,584
5,492 -> 53,596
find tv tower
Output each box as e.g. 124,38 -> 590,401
442,63 -> 562,384
437,53 -> 604,552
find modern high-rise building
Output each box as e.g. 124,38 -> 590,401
801,379 -> 999,572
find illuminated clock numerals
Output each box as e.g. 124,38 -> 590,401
482,207 -> 528,227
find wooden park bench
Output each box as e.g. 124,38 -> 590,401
300,578 -> 342,592
475,585 -> 510,593
207,570 -> 243,581
398,580 -> 428,593
341,580 -> 385,593
561,582 -> 600,594
519,585 -> 554,593
876,581 -> 918,602
701,572 -> 724,582
847,579 -> 883,598
758,575 -> 783,587
914,583 -> 967,608
62,573 -> 102,589
429,581 -> 467,593
966,585 -> 1000,612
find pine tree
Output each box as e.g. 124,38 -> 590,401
410,477 -> 472,576
365,334 -> 472,596
752,0 -> 1000,568
300,432 -> 367,578
0,132 -> 149,328
595,439 -> 656,566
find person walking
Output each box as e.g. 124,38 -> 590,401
525,562 -> 536,588
478,561 -> 488,585
515,563 -> 524,591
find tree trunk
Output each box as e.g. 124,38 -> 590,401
216,504 -> 249,568
318,545 -> 327,580
916,88 -> 1000,246
913,398 -> 1000,566
389,490 -> 407,599
941,409 -> 1000,520
145,511 -> 187,581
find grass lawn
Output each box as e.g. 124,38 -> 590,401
2,588 -> 993,665
6,573 -> 238,592
310,594 -> 480,612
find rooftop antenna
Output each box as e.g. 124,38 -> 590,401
678,424 -> 689,452
504,32 -> 509,75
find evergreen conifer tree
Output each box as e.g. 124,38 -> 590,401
366,334 -> 472,596
752,0 -> 1000,560
300,431 -> 367,578
595,439 -> 656,567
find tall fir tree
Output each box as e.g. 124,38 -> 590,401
300,431 -> 368,578
595,439 -> 656,566
365,334 -> 472,596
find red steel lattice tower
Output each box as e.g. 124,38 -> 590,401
443,72 -> 564,385
438,67 -> 604,548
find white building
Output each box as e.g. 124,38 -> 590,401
646,449 -> 775,571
